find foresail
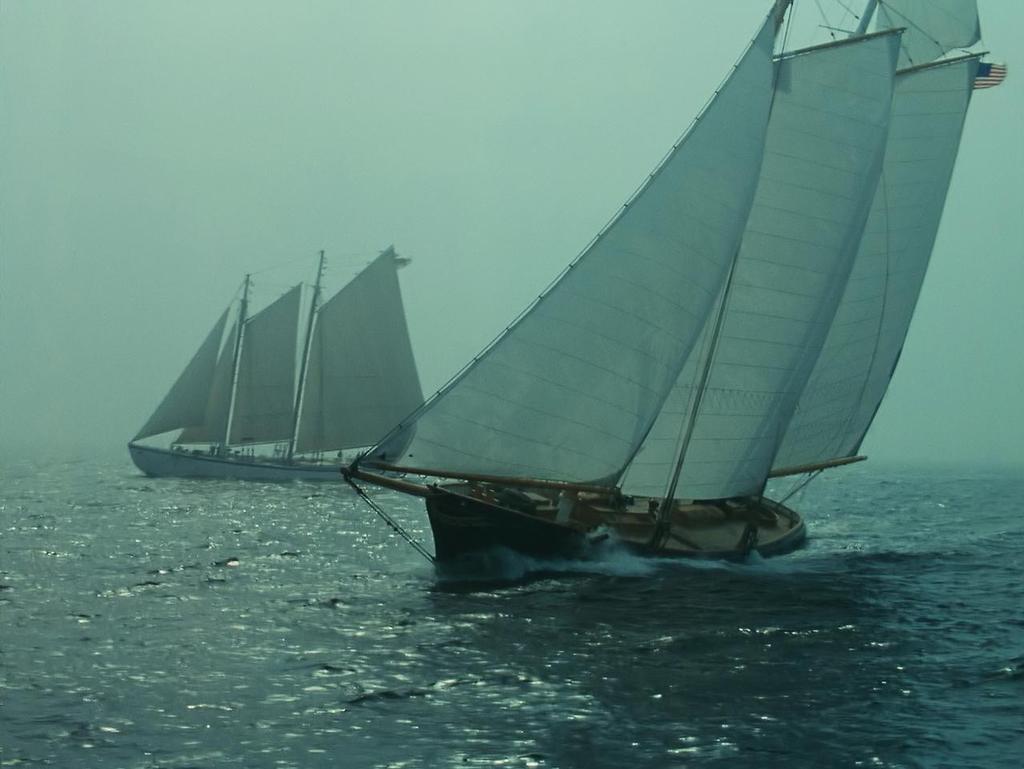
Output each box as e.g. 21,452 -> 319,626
773,56 -> 979,469
295,252 -> 423,453
133,308 -> 229,441
366,16 -> 778,485
875,0 -> 980,68
176,319 -> 238,444
229,285 -> 301,444
623,31 -> 903,500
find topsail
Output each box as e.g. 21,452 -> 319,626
873,0 -> 980,67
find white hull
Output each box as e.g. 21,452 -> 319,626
128,444 -> 342,481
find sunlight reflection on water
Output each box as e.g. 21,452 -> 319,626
1,458 -> 1022,768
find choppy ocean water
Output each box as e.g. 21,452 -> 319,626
1,457 -> 1021,768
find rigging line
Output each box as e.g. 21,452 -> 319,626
816,0 -> 858,39
328,248 -> 405,283
873,3 -> 950,64
779,468 -> 824,504
254,278 -> 304,294
813,0 -> 838,40
834,0 -> 860,20
344,476 -> 436,564
248,252 -> 326,277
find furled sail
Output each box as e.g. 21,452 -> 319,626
875,0 -> 980,67
772,55 -> 980,470
229,285 -> 301,445
367,16 -> 779,485
176,319 -> 238,445
133,308 -> 229,441
295,251 -> 423,453
623,31 -> 903,500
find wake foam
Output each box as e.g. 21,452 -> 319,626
433,528 -> 735,584
434,531 -> 653,584
433,528 -> 835,586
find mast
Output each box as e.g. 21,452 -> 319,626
222,273 -> 250,453
855,0 -> 879,36
652,257 -> 738,543
650,1 -> 795,541
773,0 -> 794,31
287,250 -> 325,461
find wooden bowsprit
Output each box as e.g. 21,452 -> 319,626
344,475 -> 436,564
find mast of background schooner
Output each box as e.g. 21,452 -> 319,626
287,251 -> 325,463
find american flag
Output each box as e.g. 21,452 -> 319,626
974,62 -> 1007,90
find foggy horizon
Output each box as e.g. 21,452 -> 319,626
3,0 -> 1022,470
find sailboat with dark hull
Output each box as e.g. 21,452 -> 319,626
345,0 -> 1000,563
130,248 -> 423,481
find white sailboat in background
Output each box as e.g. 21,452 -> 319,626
346,0 -> 1003,564
129,247 -> 423,481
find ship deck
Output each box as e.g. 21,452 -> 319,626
445,483 -> 804,560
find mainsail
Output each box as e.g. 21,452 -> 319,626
229,284 -> 302,445
623,31 -> 903,500
773,54 -> 980,469
133,308 -> 229,441
296,250 -> 423,454
369,15 -> 780,485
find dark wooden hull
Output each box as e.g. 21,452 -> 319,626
425,486 -> 588,562
424,484 -> 807,566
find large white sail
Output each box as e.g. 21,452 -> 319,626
772,56 -> 979,469
875,0 -> 980,68
619,313 -> 708,496
295,251 -> 423,454
624,31 -> 903,500
176,318 -> 238,445
229,285 -> 301,445
133,308 -> 229,441
368,16 -> 779,485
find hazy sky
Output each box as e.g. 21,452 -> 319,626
2,1 -> 1021,467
